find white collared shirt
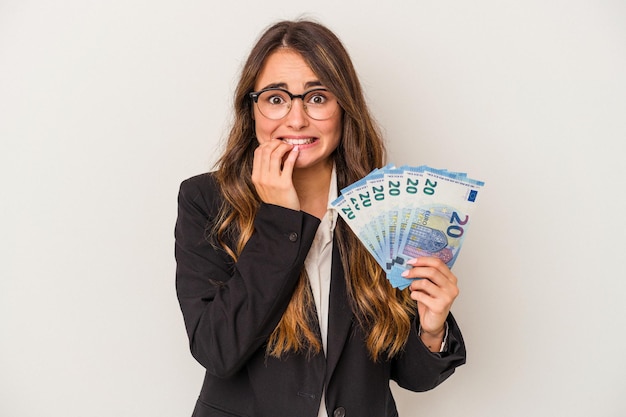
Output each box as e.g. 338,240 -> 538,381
304,166 -> 337,417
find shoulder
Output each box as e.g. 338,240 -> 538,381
177,172 -> 222,217
180,171 -> 218,194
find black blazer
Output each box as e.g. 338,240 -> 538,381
175,173 -> 466,417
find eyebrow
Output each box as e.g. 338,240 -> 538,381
258,80 -> 325,91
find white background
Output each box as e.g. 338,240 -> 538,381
2,1 -> 625,416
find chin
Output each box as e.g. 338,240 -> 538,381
294,155 -> 333,171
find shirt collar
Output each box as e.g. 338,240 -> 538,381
326,163 -> 338,232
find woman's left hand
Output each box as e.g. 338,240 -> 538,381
402,257 -> 459,349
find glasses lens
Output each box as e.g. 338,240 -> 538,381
302,90 -> 336,120
257,90 -> 291,120
256,89 -> 338,120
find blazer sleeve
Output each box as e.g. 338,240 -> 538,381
174,173 -> 321,378
390,313 -> 467,392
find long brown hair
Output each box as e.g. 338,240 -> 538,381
213,19 -> 415,361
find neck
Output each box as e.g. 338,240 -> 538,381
293,162 -> 333,219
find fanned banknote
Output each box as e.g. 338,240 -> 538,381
330,165 -> 484,290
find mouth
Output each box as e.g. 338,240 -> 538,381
280,137 -> 318,146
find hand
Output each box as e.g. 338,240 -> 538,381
251,139 -> 301,211
402,257 -> 459,338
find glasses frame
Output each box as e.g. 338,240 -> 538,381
248,87 -> 338,121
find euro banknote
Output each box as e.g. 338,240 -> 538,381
330,165 -> 484,290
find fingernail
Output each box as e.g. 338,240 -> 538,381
292,145 -> 299,152
401,270 -> 409,277
406,258 -> 417,265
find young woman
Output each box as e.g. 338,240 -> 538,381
175,19 -> 466,417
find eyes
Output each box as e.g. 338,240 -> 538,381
308,93 -> 328,105
250,87 -> 339,120
267,94 -> 286,105
261,88 -> 331,107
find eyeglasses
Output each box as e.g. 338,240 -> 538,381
249,87 -> 339,121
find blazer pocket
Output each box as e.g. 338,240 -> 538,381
192,398 -> 248,417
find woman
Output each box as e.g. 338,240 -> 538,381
175,19 -> 466,417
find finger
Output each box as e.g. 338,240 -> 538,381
254,139 -> 284,174
280,145 -> 299,177
409,282 -> 457,315
409,276 -> 459,308
253,141 -> 276,179
401,265 -> 446,287
253,142 -> 295,192
408,277 -> 443,299
268,142 -> 294,174
409,288 -> 440,309
406,257 -> 458,285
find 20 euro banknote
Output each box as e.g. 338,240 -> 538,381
331,165 -> 484,290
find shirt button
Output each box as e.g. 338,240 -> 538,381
288,232 -> 298,242
333,407 -> 346,417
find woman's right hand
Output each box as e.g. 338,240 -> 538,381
251,139 -> 301,211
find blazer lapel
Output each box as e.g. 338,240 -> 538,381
324,242 -> 353,382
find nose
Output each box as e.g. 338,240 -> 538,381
285,98 -> 309,129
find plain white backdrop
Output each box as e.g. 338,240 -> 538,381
1,1 -> 625,416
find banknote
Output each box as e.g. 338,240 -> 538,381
331,165 -> 484,290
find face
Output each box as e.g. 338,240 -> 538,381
253,49 -> 342,170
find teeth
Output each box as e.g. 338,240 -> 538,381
282,138 -> 315,145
